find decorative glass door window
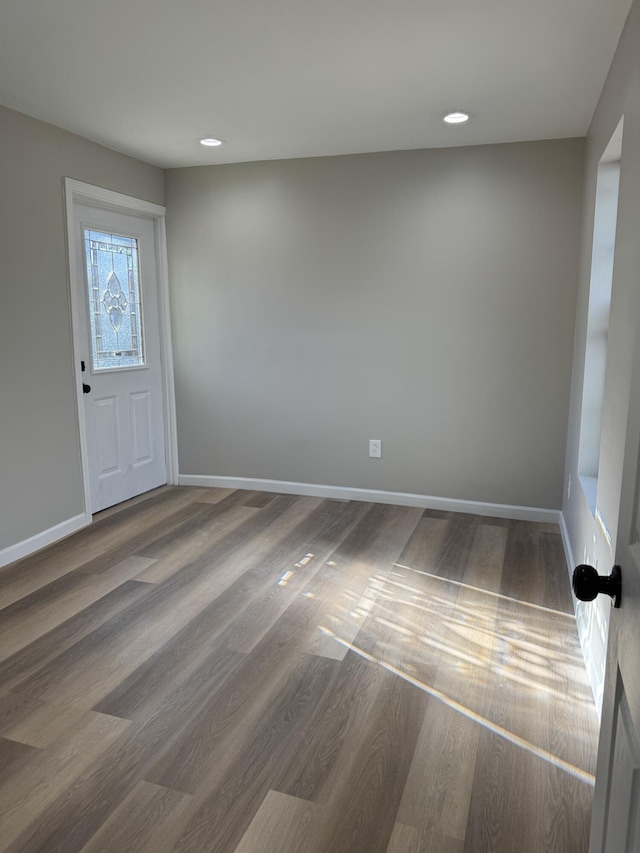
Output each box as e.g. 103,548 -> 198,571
84,228 -> 146,370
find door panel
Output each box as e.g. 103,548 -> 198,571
130,391 -> 153,466
602,679 -> 640,850
589,311 -> 640,851
94,396 -> 119,475
74,204 -> 166,512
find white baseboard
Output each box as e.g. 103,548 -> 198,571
559,511 -> 605,715
0,512 -> 89,569
559,511 -> 576,584
178,474 -> 562,524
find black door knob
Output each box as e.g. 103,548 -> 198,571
82,383 -> 91,394
572,564 -> 621,608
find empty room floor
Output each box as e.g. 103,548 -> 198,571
0,487 -> 599,852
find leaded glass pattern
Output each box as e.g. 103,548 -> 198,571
84,229 -> 146,370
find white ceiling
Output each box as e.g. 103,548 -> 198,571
0,0 -> 632,168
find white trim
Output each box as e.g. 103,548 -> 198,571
560,510 -> 606,714
0,514 -> 87,569
64,179 -> 166,218
559,511 -> 576,583
155,215 -> 179,485
63,178 -> 179,522
64,181 -> 93,519
178,474 -> 562,523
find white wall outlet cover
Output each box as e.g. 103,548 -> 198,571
369,439 -> 382,458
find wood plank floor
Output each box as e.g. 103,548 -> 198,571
0,487 -> 599,852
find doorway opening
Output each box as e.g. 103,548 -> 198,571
64,179 -> 178,521
578,120 -> 623,517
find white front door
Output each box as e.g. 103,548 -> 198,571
73,203 -> 167,512
588,331 -> 640,849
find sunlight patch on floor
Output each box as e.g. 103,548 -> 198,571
318,625 -> 596,787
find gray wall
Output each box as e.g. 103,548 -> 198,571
0,106 -> 164,552
165,139 -> 584,509
563,0 -> 640,709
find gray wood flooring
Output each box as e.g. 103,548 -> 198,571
0,487 -> 599,852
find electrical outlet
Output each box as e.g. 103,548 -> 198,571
369,439 -> 381,458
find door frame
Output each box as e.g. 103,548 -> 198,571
64,178 -> 179,523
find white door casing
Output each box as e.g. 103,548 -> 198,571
65,179 -> 178,518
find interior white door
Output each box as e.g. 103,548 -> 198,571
588,330 -> 640,850
74,204 -> 167,512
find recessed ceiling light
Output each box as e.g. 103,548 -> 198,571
443,111 -> 470,125
199,137 -> 224,147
